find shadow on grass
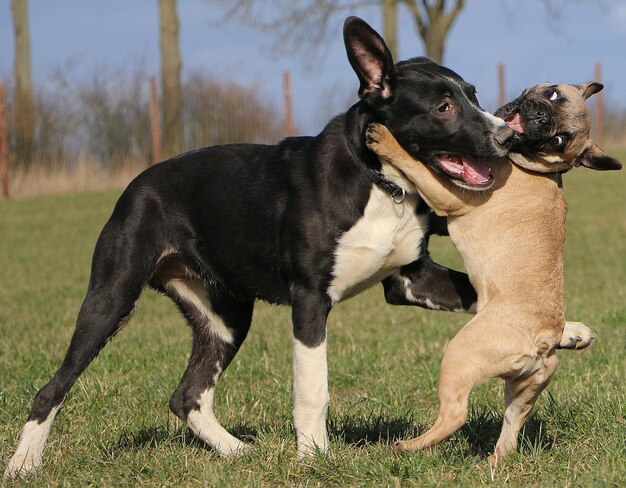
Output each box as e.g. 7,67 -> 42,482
329,411 -> 426,447
101,408 -> 554,459
331,406 -> 554,457
458,407 -> 554,456
101,422 -> 258,457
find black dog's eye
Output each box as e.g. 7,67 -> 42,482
551,135 -> 565,147
436,102 -> 451,113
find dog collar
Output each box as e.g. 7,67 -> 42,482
345,122 -> 413,203
360,166 -> 411,203
509,152 -> 572,174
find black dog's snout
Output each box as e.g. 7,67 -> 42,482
494,125 -> 515,149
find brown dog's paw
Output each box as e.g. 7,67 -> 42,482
487,452 -> 499,468
365,123 -> 391,151
392,440 -> 407,454
392,438 -> 420,454
558,321 -> 597,350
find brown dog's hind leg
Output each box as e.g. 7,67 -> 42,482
394,373 -> 472,452
394,303 -> 557,457
489,352 -> 558,465
394,316 -> 490,453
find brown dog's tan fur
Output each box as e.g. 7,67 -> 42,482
366,82 -> 621,463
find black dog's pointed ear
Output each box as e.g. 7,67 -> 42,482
575,82 -> 603,100
343,16 -> 395,101
575,142 -> 622,171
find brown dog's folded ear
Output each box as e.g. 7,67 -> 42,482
343,16 -> 396,101
575,82 -> 604,100
575,142 -> 622,171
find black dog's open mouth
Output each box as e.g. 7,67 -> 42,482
435,153 -> 493,189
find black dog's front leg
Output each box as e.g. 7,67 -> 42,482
383,253 -> 477,313
384,209 -> 476,312
291,286 -> 332,457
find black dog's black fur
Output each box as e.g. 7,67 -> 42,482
10,17 -> 513,469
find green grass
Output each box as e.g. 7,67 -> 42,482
1,154 -> 625,486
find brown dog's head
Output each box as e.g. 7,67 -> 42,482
495,82 -> 621,172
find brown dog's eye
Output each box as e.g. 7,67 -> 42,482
436,103 -> 451,113
549,90 -> 559,101
551,135 -> 565,147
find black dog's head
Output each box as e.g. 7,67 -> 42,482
344,16 -> 514,190
495,82 -> 621,172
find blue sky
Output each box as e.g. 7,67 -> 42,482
1,0 -> 625,134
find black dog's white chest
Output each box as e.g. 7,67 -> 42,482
327,185 -> 427,303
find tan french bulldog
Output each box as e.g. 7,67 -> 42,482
365,82 -> 621,463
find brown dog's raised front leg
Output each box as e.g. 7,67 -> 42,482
558,321 -> 596,349
366,123 -> 468,217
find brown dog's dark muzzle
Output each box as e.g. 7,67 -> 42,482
520,99 -> 552,132
496,96 -> 553,148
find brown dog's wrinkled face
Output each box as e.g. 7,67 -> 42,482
495,82 -> 622,172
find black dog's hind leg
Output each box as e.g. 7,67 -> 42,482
5,221 -> 158,478
159,264 -> 254,456
383,253 -> 477,313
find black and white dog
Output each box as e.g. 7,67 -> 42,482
5,17 -> 513,477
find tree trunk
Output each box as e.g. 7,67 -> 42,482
11,0 -> 34,169
404,0 -> 465,64
382,0 -> 398,60
423,19 -> 445,63
159,0 -> 183,158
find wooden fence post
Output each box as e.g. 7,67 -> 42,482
498,63 -> 506,109
0,82 -> 9,199
283,71 -> 294,137
150,76 -> 162,165
594,62 -> 605,146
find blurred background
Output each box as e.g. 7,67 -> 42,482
0,0 -> 624,197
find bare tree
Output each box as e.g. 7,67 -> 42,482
403,0 -> 464,63
221,1 -> 606,65
11,0 -> 35,168
159,0 -> 184,158
382,0 -> 398,60
220,0 -> 465,63
183,72 -> 284,147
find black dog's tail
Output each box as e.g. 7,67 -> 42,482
28,186 -> 166,424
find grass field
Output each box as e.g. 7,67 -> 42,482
1,155 -> 625,486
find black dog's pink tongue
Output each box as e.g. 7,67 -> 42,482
505,113 -> 525,134
462,157 -> 491,186
437,154 -> 491,186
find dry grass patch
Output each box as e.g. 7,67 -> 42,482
8,158 -> 147,199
